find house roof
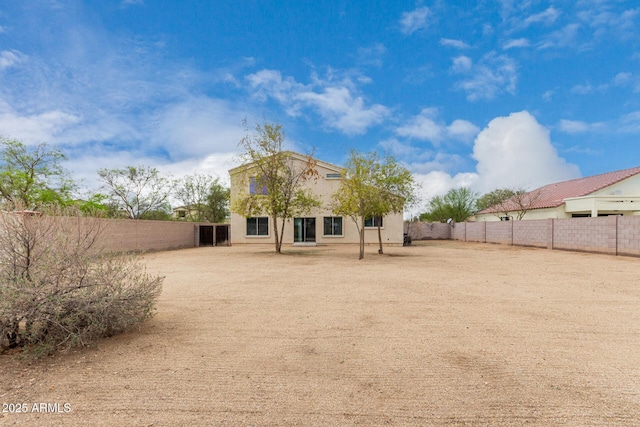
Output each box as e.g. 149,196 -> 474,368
478,165 -> 640,214
228,151 -> 343,175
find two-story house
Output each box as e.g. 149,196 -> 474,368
228,152 -> 404,246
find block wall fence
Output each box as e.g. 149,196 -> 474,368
98,218 -> 202,252
445,216 -> 640,257
10,216 -> 219,253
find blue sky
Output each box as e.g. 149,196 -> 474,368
0,1 -> 639,208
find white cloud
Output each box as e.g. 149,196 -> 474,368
406,111 -> 580,202
150,97 -> 248,160
395,108 -> 479,145
400,7 -> 431,35
413,170 -> 479,202
378,138 -> 425,158
396,108 -> 442,141
447,120 -> 480,141
523,7 -> 561,27
538,23 -> 580,49
246,69 -> 389,135
619,111 -> 640,133
472,111 -> 580,192
440,38 -> 470,49
453,52 -> 517,101
452,55 -> 472,73
558,119 -> 605,134
0,50 -> 25,70
503,38 -> 530,49
0,100 -> 80,144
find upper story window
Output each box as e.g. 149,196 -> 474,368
326,173 -> 341,179
249,177 -> 268,195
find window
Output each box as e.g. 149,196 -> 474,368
364,216 -> 383,228
246,217 -> 268,236
323,217 -> 343,236
326,173 -> 341,179
249,177 -> 267,195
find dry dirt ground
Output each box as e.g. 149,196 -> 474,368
1,241 -> 640,426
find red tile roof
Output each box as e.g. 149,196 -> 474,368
478,166 -> 640,214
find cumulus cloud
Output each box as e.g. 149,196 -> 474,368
246,69 -> 389,135
395,108 -> 479,145
452,52 -> 518,101
400,7 -> 431,35
472,111 -> 580,192
406,111 -> 580,203
412,170 -> 479,203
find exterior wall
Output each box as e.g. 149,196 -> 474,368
513,219 -> 550,248
552,216 -> 616,255
99,218 -> 200,252
476,206 -> 568,221
617,216 -> 640,256
465,222 -> 486,242
590,173 -> 640,196
486,221 -> 512,245
405,222 -> 451,240
229,157 -> 404,246
453,216 -> 640,257
451,222 -> 466,241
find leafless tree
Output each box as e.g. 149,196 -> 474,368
0,203 -> 163,356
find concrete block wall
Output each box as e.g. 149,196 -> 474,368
465,222 -> 486,242
552,216 -> 616,255
100,218 -> 199,252
513,220 -> 549,248
455,216 -> 640,258
486,221 -> 512,245
451,222 -> 466,241
405,222 -> 451,240
614,216 -> 640,256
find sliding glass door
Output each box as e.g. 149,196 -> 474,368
293,217 -> 316,243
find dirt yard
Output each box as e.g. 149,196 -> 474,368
1,241 -> 639,426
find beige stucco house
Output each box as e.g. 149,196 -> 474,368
476,166 -> 640,221
228,152 -> 404,246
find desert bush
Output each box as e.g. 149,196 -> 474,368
0,204 -> 163,356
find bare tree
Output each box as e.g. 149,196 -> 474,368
0,204 -> 163,356
477,187 -> 541,220
510,188 -> 542,220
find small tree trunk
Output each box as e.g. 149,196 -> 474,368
359,217 -> 365,260
277,217 -> 287,254
272,215 -> 281,254
377,221 -> 383,255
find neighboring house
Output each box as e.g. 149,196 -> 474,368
228,152 -> 404,246
476,166 -> 640,221
172,206 -> 191,220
